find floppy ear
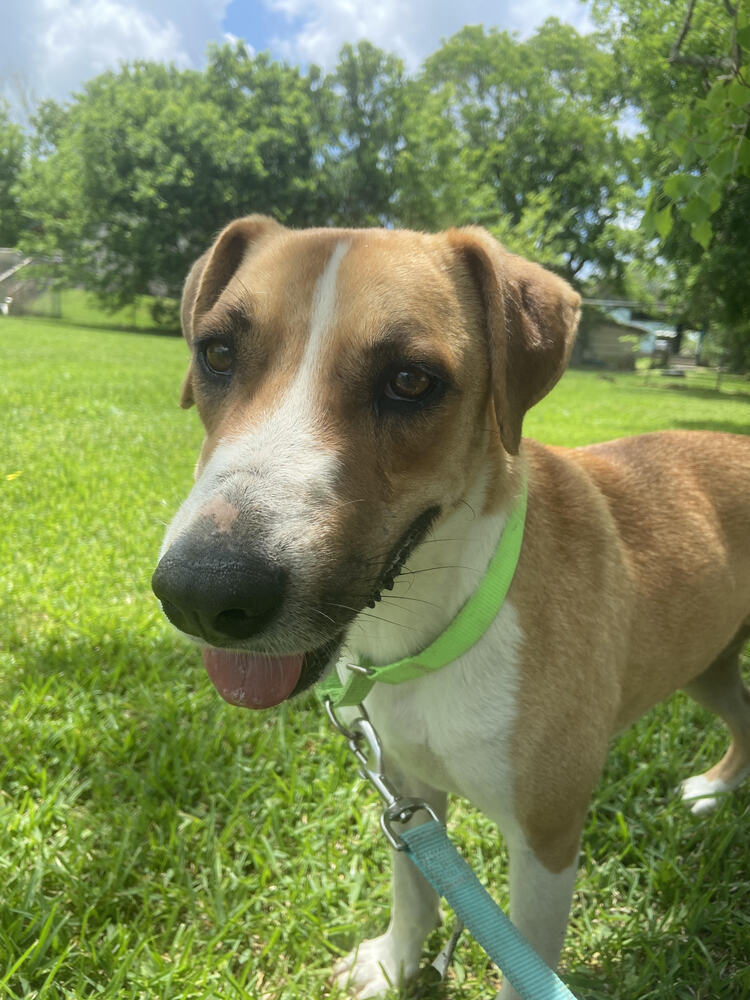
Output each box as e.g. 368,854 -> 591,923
449,226 -> 581,455
178,214 -> 283,409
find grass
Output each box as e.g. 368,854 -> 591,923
1,315 -> 748,1000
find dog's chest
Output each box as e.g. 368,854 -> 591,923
353,602 -> 524,823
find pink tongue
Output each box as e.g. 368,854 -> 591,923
201,648 -> 304,709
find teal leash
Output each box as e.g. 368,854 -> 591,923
326,700 -> 577,1000
401,821 -> 576,999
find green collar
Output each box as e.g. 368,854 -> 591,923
318,480 -> 528,708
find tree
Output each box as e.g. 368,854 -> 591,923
395,22 -> 636,288
594,0 -> 750,249
0,101 -> 24,246
323,42 -> 409,226
20,46 -> 325,310
593,0 -> 750,368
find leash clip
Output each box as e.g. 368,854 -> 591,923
324,697 -> 437,849
380,798 -> 441,851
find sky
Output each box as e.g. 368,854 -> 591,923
1,0 -> 593,119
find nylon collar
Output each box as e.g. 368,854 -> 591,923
317,480 -> 528,708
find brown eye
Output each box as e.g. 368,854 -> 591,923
202,340 -> 234,375
385,367 -> 433,401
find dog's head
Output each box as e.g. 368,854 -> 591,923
152,216 -> 579,708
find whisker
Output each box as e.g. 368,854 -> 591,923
357,612 -> 418,631
414,537 -> 472,545
323,601 -> 417,632
309,608 -> 337,625
457,498 -> 478,521
400,564 -> 483,576
324,601 -> 362,615
381,594 -> 443,610
379,597 -> 416,616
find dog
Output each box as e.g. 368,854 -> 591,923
152,215 -> 750,999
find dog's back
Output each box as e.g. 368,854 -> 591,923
569,430 -> 750,723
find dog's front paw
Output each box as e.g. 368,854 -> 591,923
333,932 -> 419,998
680,772 -> 728,814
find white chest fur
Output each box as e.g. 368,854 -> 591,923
339,599 -> 525,837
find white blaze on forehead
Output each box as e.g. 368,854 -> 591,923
160,240 -> 350,561
302,240 -> 350,378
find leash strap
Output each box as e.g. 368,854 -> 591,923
318,479 -> 528,708
400,820 -> 577,1000
326,703 -> 578,1000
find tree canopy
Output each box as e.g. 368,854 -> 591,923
20,49 -> 325,308
402,21 -> 636,285
7,10 -> 750,369
593,0 -> 750,368
0,101 -> 24,246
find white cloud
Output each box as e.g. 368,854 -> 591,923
1,0 -> 229,117
222,31 -> 256,56
266,0 -> 594,70
0,0 -> 595,122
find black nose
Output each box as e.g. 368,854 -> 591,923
152,533 -> 288,642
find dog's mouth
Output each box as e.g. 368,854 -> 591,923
202,635 -> 342,710
200,505 -> 441,711
365,505 -> 441,608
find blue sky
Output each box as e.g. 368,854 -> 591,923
1,0 -> 593,118
223,1 -> 300,54
221,0 -> 593,70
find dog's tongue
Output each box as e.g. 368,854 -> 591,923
201,648 -> 303,709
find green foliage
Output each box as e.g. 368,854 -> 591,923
20,47 -> 324,309
641,2 -> 750,251
15,25 -> 643,307
397,22 -> 637,284
1,318 -> 748,998
324,41 -> 409,225
0,100 -> 25,246
9,13 -> 749,367
594,0 -> 750,369
25,286 -> 180,332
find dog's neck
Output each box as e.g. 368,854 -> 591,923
346,451 -> 524,667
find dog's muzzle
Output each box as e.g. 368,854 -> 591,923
152,519 -> 345,710
151,528 -> 288,645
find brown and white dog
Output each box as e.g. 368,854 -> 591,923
152,215 -> 750,999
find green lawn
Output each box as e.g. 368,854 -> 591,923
23,288 -> 179,334
1,316 -> 748,1000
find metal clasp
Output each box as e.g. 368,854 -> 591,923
324,697 -> 438,850
380,798 -> 440,851
345,662 -> 376,677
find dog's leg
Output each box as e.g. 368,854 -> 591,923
494,835 -> 579,1000
333,772 -> 447,999
681,627 -> 750,814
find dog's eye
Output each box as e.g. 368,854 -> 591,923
200,340 -> 234,376
386,367 -> 434,402
374,352 -> 449,417
378,362 -> 446,414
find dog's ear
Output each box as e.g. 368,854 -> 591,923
178,251 -> 209,408
178,215 -> 283,409
449,227 -> 581,455
191,214 -> 283,323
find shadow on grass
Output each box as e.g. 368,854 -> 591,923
674,418 -> 750,435
3,627 -> 232,816
18,312 -> 181,337
5,629 -> 750,1000
658,381 -> 750,402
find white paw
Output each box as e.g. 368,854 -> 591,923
333,933 -> 418,998
680,773 -> 728,815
